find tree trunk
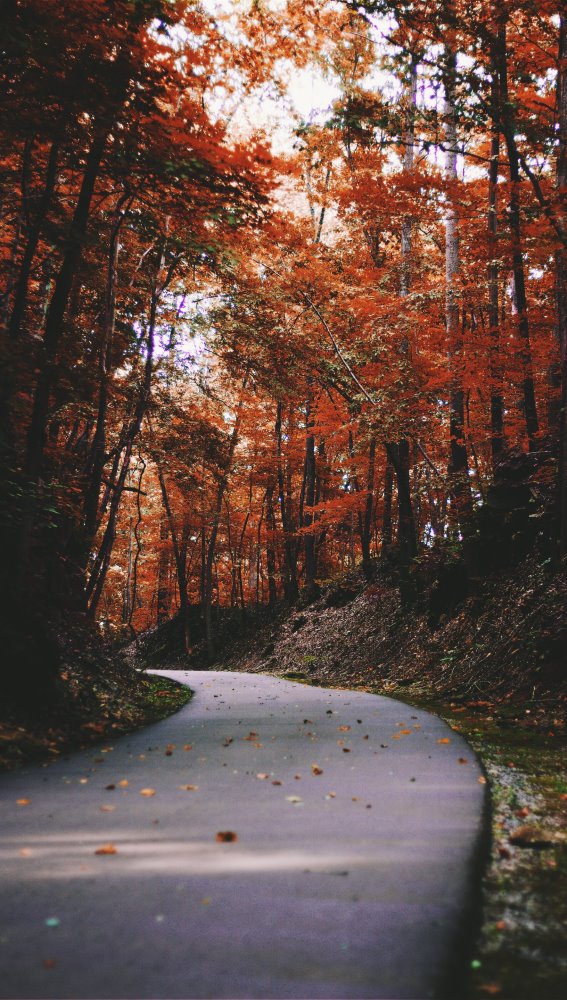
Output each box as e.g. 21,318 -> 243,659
488,45 -> 505,462
17,129 -> 109,591
204,385 -> 247,663
8,140 -> 59,340
444,43 -> 473,523
494,13 -> 539,447
556,13 -> 567,554
275,402 -> 299,601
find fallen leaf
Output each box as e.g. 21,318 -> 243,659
256,773 -> 270,780
325,792 -> 336,799
79,778 -> 88,784
437,738 -> 451,744
478,776 -> 487,784
16,798 -> 30,806
400,729 -> 412,735
118,779 -> 128,788
165,750 -> 173,756
272,780 -> 282,786
178,784 -> 199,791
285,795 -> 303,804
338,725 -> 351,732
223,738 -> 233,747
99,805 -> 115,812
215,831 -> 238,842
19,848 -> 32,857
139,788 -> 156,797
495,920 -> 507,931
509,825 -> 556,848
95,843 -> 117,855
244,731 -> 258,741
184,745 -> 193,751
342,748 -> 351,753
458,758 -> 469,764
478,985 -> 502,996
311,764 -> 323,775
105,784 -> 116,790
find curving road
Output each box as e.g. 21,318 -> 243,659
0,671 -> 488,999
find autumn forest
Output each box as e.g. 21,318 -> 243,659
1,0 -> 566,700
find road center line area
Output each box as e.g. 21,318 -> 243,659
0,670 -> 488,1000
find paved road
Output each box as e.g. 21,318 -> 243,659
0,671 -> 488,1000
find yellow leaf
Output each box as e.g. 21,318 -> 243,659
437,738 -> 451,744
139,788 -> 156,797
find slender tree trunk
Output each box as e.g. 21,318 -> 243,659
265,481 -> 278,606
156,511 -> 170,625
361,436 -> 376,576
82,193 -> 130,559
381,459 -> 394,549
204,385 -> 247,663
8,141 -> 59,340
302,396 -> 319,599
86,249 -> 163,615
275,402 -> 299,601
494,13 -> 539,447
157,467 -> 191,653
556,13 -> 567,554
488,46 -> 505,462
444,43 -> 473,523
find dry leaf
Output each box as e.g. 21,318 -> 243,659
95,843 -> 117,855
478,776 -> 487,784
285,795 -> 303,804
19,848 -> 32,857
178,784 -> 198,791
311,764 -> 323,775
215,831 -> 238,842
184,745 -> 193,751
272,780 -> 282,786
437,738 -> 451,744
118,779 -> 128,787
256,773 -> 270,780
139,788 -> 156,797
458,758 -> 469,765
99,804 -> 116,812
338,725 -> 351,732
16,798 -> 30,806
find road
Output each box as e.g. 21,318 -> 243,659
0,670 -> 488,999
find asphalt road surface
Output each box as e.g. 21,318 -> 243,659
0,670 -> 488,999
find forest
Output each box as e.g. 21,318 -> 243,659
1,0 -> 565,686
1,3 -> 566,996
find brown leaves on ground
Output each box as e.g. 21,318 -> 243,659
139,788 -> 156,797
178,784 -> 199,791
215,831 -> 238,842
95,843 -> 118,855
311,764 -> 323,775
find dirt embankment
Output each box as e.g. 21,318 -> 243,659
216,555 -> 566,732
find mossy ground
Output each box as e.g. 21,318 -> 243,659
0,674 -> 192,770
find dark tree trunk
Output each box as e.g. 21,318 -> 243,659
494,14 -> 539,447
